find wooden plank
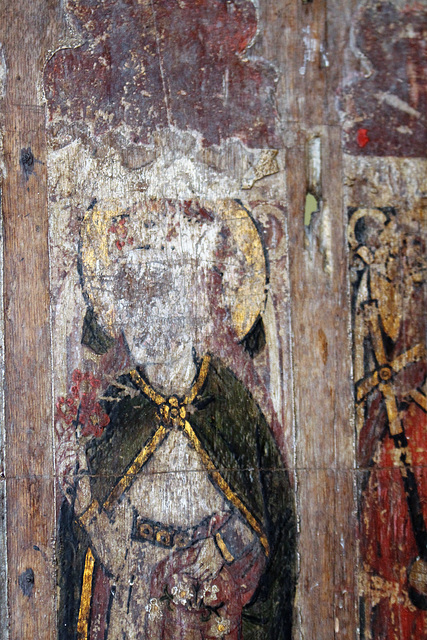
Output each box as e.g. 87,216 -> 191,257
284,129 -> 357,638
0,192 -> 6,639
3,104 -> 56,640
0,1 -> 64,638
264,0 -> 357,635
6,1 -> 423,639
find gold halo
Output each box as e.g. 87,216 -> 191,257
213,199 -> 267,341
80,198 -> 267,342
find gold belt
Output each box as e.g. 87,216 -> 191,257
131,512 -> 229,549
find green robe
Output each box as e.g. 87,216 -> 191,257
58,356 -> 296,640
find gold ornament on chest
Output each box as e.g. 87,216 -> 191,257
157,396 -> 188,429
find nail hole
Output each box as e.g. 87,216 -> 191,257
18,568 -> 34,597
20,147 -> 35,181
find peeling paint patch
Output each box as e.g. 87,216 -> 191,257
376,91 -> 421,119
298,26 -> 319,76
0,43 -> 6,100
241,149 -> 279,189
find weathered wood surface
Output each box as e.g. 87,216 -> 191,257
0,2 -> 65,639
0,1 -> 425,639
256,2 -> 358,636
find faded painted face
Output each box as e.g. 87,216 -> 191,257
80,198 -> 266,365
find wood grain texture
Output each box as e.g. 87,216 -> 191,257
4,1 -> 425,639
0,1 -> 64,638
255,1 -> 358,636
2,103 -> 56,640
0,1 -> 360,638
255,1 -> 357,637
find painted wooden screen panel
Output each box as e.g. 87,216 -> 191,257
0,1 -> 425,640
342,4 -> 427,637
45,5 -> 297,640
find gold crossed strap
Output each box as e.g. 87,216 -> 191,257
97,355 -> 211,512
77,355 -> 269,639
356,303 -> 426,435
79,354 -> 269,555
128,353 -> 211,428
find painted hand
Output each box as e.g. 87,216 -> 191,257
55,418 -> 78,498
73,434 -> 93,516
55,416 -> 93,514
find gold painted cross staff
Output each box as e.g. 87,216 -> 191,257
356,303 -> 426,432
356,301 -> 427,606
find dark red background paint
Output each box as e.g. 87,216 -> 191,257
44,0 -> 278,148
342,3 -> 427,157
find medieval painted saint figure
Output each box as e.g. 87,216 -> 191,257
55,198 -> 295,640
349,207 -> 427,637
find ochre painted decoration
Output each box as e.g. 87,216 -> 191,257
349,207 -> 427,638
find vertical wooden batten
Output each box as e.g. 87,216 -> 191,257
259,0 -> 357,637
0,1 -> 63,638
3,103 -> 55,640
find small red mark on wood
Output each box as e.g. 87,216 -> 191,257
109,216 -> 131,250
357,128 -> 369,148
